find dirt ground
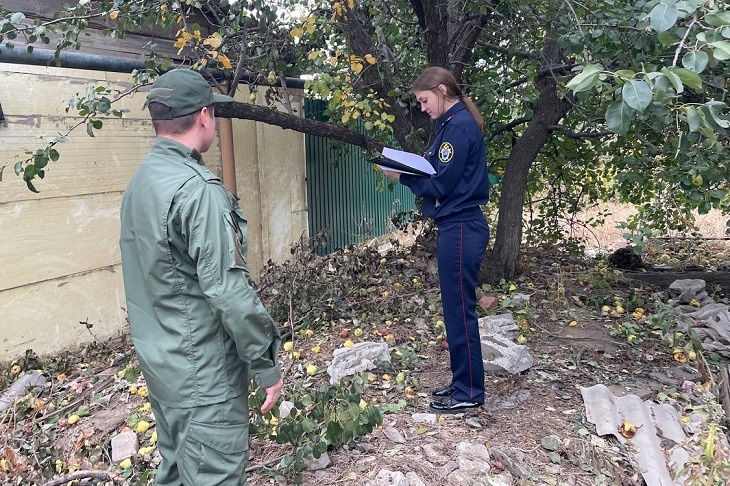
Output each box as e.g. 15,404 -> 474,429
1,239 -> 728,486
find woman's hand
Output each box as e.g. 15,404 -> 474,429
381,169 -> 401,181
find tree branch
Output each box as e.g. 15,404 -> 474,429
215,102 -> 383,152
548,125 -> 614,139
42,469 -> 123,486
490,117 -> 530,137
673,13 -> 697,67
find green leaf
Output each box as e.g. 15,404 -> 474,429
14,161 -> 23,176
701,102 -> 730,128
622,80 -> 652,112
488,172 -> 500,186
10,12 -> 26,24
566,64 -> 602,93
86,122 -> 95,137
34,153 -> 49,169
25,179 -> 39,193
606,100 -> 635,135
614,69 -> 635,81
673,68 -> 703,90
709,40 -> 730,60
704,11 -> 730,27
49,149 -> 60,162
75,405 -> 91,417
681,51 -> 709,73
92,119 -> 103,129
660,67 -> 683,93
649,3 -> 679,32
684,106 -> 702,132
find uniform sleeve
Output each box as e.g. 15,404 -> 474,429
181,182 -> 282,389
399,124 -> 470,198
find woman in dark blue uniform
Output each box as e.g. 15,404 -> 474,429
382,67 -> 489,413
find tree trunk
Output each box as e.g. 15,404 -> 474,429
480,36 -> 574,284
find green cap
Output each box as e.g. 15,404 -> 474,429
146,69 -> 233,119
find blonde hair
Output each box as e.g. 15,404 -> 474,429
412,67 -> 483,132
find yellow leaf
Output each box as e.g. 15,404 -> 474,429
174,37 -> 187,49
290,27 -> 304,39
203,33 -> 223,48
347,0 -> 355,8
364,53 -> 376,64
341,111 -> 351,124
109,10 -> 119,20
351,61 -> 363,74
620,421 -> 636,439
218,53 -> 232,69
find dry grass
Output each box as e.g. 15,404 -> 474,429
568,203 -> 729,250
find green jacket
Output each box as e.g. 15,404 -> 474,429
120,137 -> 281,408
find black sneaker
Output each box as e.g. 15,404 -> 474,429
431,385 -> 454,398
429,398 -> 482,414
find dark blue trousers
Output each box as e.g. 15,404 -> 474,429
437,216 -> 489,403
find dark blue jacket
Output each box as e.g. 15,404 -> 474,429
400,102 -> 489,222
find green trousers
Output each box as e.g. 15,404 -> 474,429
150,393 -> 250,486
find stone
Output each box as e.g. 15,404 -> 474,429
411,413 -> 437,424
383,423 -> 406,444
111,430 -> 139,463
326,341 -> 391,385
422,443 -> 442,463
365,469 -> 408,486
540,435 -> 560,451
479,314 -> 519,338
456,441 -> 491,463
478,313 -> 533,374
490,447 -> 539,480
668,279 -> 706,304
480,334 -> 534,374
511,293 -> 532,306
304,451 -> 330,471
0,370 -> 46,412
465,417 -> 483,429
479,295 -> 499,311
405,472 -> 426,486
447,470 -> 472,485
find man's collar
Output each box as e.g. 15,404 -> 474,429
153,137 -> 204,164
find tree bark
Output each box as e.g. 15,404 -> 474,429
481,34 -> 574,283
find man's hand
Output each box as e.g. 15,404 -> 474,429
260,379 -> 283,414
381,169 -> 401,180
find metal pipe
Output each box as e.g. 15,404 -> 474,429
0,45 -> 146,73
0,45 -> 306,88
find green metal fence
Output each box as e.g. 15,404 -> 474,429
305,100 -> 416,255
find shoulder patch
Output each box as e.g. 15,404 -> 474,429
438,142 -> 454,163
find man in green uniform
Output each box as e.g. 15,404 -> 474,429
120,69 -> 283,485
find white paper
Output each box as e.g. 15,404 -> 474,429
378,147 -> 436,176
